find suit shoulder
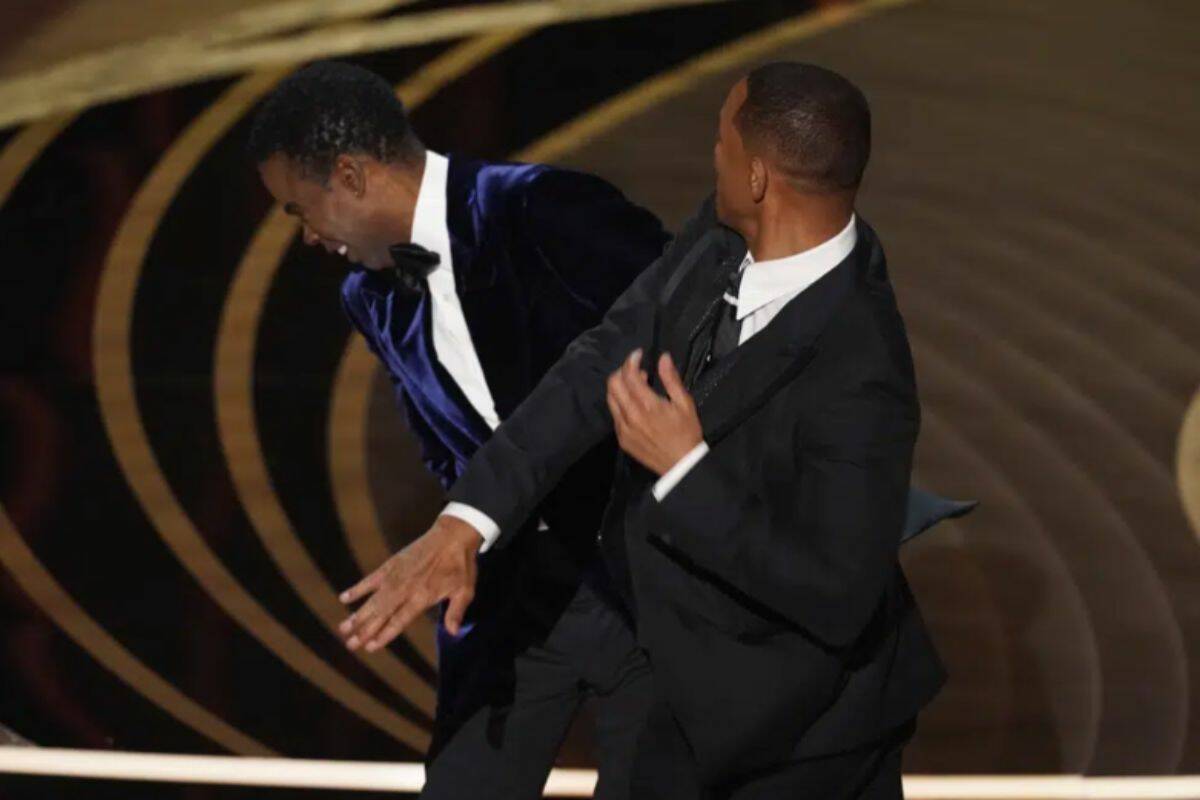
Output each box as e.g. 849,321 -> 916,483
815,247 -> 912,378
520,165 -> 668,246
521,164 -> 644,214
471,158 -> 551,201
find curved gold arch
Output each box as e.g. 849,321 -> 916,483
0,118 -> 269,756
0,117 -> 73,199
1178,389 -> 1200,544
0,0 -> 728,130
331,0 -> 921,576
224,32 -> 532,696
0,508 -> 274,755
515,0 -> 908,165
93,69 -> 428,750
219,202 -> 435,713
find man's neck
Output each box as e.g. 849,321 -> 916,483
379,151 -> 427,244
743,192 -> 854,262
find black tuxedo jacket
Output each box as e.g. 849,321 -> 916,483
449,196 -> 946,782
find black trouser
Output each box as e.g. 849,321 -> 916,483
421,583 -> 653,800
632,701 -> 916,800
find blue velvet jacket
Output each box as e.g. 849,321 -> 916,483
339,157 -> 670,675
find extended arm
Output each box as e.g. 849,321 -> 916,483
446,190 -> 703,544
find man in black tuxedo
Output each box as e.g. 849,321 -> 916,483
339,63 -> 951,798
250,62 -> 670,799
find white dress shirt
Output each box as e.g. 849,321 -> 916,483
411,151 -> 502,431
444,212 -> 858,547
652,215 -> 857,499
403,152 -> 509,545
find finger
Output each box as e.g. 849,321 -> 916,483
344,586 -> 396,643
442,586 -> 476,637
621,350 -> 648,391
625,349 -> 643,372
606,386 -> 630,432
364,601 -> 422,652
619,362 -> 659,413
658,352 -> 692,406
609,366 -> 643,416
339,570 -> 383,606
338,595 -> 377,637
364,615 -> 409,653
347,602 -> 392,651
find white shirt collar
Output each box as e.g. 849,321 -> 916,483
735,214 -> 858,321
410,150 -> 450,259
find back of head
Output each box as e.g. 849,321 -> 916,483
246,60 -> 422,183
736,62 -> 871,194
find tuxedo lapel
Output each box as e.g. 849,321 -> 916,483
693,233 -> 866,445
445,156 -> 532,419
353,267 -> 424,354
659,227 -> 746,373
444,157 -> 497,293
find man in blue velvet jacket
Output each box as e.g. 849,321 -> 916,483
250,61 -> 669,799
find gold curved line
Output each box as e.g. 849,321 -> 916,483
218,203 -> 437,710
0,119 -> 272,755
0,508 -> 274,756
1178,389 -> 1200,543
179,0 -> 421,49
329,340 -> 395,581
0,0 -> 726,130
516,0 -> 915,164
0,116 -> 73,201
93,69 -> 429,751
328,29 -> 533,669
0,0 -> 423,130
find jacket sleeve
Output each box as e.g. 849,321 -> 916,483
649,367 -> 919,650
446,195 -> 718,547
521,168 -> 670,319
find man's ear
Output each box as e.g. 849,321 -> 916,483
749,156 -> 768,203
334,154 -> 367,198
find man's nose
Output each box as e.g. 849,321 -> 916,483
301,224 -> 320,246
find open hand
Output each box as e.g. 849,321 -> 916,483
606,350 -> 703,476
338,515 -> 481,651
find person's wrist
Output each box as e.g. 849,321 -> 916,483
437,514 -> 484,554
660,436 -> 702,475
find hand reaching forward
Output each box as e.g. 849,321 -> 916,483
606,350 -> 704,476
339,515 -> 481,652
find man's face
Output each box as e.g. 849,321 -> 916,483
258,153 -> 395,270
713,79 -> 755,228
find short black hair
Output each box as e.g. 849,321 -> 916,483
247,60 -> 423,182
735,62 -> 871,192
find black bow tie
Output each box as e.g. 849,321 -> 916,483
388,242 -> 441,293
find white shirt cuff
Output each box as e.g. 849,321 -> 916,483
440,503 -> 501,552
652,442 -> 710,501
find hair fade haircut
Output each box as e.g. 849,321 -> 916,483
735,62 -> 871,192
246,60 -> 423,183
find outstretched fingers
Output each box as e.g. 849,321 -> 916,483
339,570 -> 382,606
